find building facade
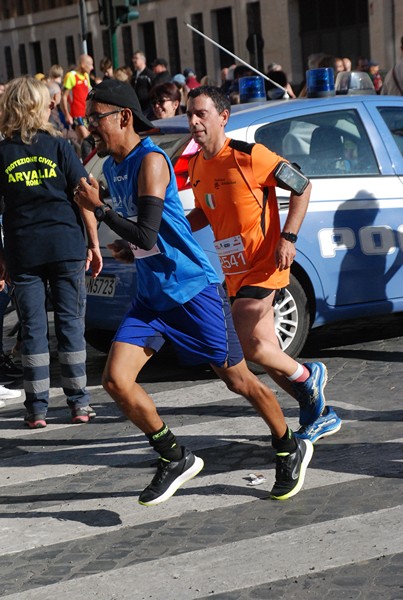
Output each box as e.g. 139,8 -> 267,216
0,0 -> 402,87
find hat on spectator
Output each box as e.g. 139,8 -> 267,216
183,68 -> 195,78
172,74 -> 186,86
87,79 -> 154,132
367,60 -> 379,67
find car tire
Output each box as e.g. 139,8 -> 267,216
274,274 -> 311,358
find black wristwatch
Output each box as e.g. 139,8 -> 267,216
94,204 -> 111,222
281,231 -> 298,243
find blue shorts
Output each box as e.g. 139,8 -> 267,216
114,283 -> 244,368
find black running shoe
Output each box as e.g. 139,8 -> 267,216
138,447 -> 204,506
270,438 -> 313,500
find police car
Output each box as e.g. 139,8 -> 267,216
84,76 -> 403,357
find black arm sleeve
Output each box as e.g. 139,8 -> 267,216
103,195 -> 164,251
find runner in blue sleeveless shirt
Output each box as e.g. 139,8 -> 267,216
74,79 -> 314,506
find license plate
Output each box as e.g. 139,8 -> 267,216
85,275 -> 116,297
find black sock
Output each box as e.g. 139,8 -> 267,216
146,423 -> 183,461
272,427 -> 297,453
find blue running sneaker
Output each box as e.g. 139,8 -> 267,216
295,406 -> 342,444
293,361 -> 328,427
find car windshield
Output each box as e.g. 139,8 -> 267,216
149,132 -> 191,163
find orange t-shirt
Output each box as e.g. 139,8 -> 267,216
189,138 -> 289,297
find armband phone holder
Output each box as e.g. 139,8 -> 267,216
274,161 -> 309,195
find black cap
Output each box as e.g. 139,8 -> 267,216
87,79 -> 154,132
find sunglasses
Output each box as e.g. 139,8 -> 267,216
151,98 -> 173,106
87,109 -> 123,127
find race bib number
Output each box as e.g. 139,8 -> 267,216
214,235 -> 250,275
128,242 -> 161,259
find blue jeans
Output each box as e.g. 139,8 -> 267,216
12,260 -> 90,415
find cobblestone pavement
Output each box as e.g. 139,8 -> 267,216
0,310 -> 402,599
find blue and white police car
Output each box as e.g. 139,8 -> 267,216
84,75 -> 403,357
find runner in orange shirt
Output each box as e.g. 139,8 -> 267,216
186,86 -> 341,446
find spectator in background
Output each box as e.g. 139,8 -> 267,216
0,76 -> 102,428
171,73 -> 188,111
61,54 -> 94,151
318,55 -> 344,73
152,58 -> 171,87
200,75 -> 217,86
221,64 -> 237,95
0,102 -> 23,410
267,62 -> 282,72
114,66 -> 132,83
100,57 -> 113,80
227,65 -> 255,96
46,79 -> 81,155
0,285 -> 23,409
47,64 -> 64,87
298,52 -> 326,97
355,57 -> 369,72
343,57 -> 352,71
367,60 -> 383,93
382,35 -> 403,95
220,67 -> 229,88
183,68 -> 200,90
130,51 -> 155,113
149,82 -> 182,119
266,69 -> 296,99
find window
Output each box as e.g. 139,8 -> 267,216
66,36 -> 75,67
138,22 -> 156,67
377,107 -> 403,157
246,2 -> 263,72
30,41 -> 43,75
255,109 -> 379,177
19,44 -> 28,75
213,7 -> 234,69
166,18 -> 180,76
49,39 -> 59,66
5,46 -> 14,80
122,26 -> 133,68
102,30 -> 111,60
190,13 -> 206,80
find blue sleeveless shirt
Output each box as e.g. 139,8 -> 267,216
103,137 -> 219,311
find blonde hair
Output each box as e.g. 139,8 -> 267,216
0,76 -> 59,143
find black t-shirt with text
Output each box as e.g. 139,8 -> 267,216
0,131 -> 87,274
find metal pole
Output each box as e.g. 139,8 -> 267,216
79,0 -> 88,55
185,22 -> 289,98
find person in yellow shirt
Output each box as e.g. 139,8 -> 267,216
61,54 -> 94,146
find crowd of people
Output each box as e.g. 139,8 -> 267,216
1,43 -> 400,162
0,37 -> 402,503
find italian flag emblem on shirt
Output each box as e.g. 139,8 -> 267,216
205,194 -> 216,209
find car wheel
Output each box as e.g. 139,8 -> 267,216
274,274 -> 311,358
